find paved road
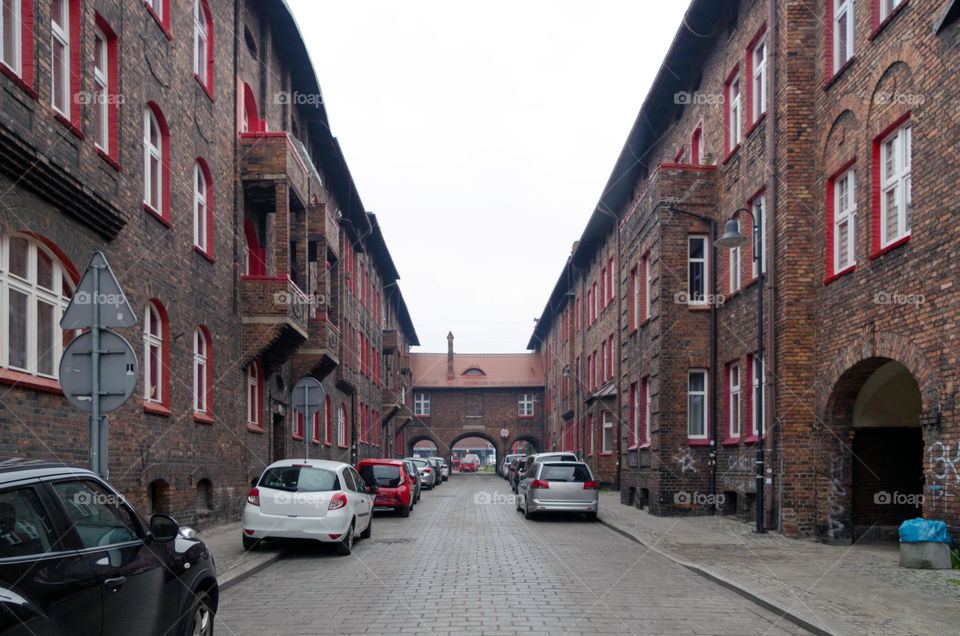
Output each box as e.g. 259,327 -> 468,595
217,473 -> 809,635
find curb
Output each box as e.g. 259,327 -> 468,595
599,518 -> 834,636
218,552 -> 286,592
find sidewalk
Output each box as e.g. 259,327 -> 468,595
598,492 -> 960,636
199,521 -> 285,591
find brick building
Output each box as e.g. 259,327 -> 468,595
405,333 -> 544,462
531,0 -> 960,541
0,0 -> 416,529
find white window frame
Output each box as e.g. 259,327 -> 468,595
880,124 -> 911,248
518,393 -> 535,417
687,369 -> 708,440
143,303 -> 163,404
147,0 -> 163,20
688,235 -> 709,305
833,0 -> 855,72
193,329 -> 207,413
193,162 -> 208,251
729,363 -> 741,438
338,405 -> 346,445
752,36 -> 767,122
729,238 -> 741,293
728,73 -> 742,148
0,235 -> 73,378
50,0 -> 70,117
643,377 -> 651,444
143,109 -> 163,211
752,356 -> 765,437
602,411 -> 613,453
752,196 -> 767,277
643,255 -> 651,319
193,0 -> 208,83
1,0 -> 22,75
631,383 -> 639,443
414,392 -> 430,416
93,27 -> 109,152
631,266 -> 640,327
834,168 -> 856,271
247,363 -> 259,426
879,0 -> 903,21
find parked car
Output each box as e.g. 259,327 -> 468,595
507,457 -> 526,490
516,460 -> 598,520
402,459 -> 422,502
0,457 -> 218,636
459,454 -> 480,472
357,459 -> 414,517
405,458 -> 438,488
243,459 -> 374,555
500,454 -> 526,478
451,457 -> 461,471
426,458 -> 444,485
431,457 -> 450,481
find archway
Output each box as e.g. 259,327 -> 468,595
507,436 -> 540,455
451,433 -> 498,473
407,434 -> 439,459
412,439 -> 438,459
823,358 -> 924,542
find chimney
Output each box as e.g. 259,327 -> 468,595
447,331 -> 454,380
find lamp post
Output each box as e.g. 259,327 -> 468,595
715,207 -> 765,533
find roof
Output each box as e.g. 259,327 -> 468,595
0,458 -> 94,484
356,458 -> 405,466
411,353 -> 544,388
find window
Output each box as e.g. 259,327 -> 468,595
312,411 -> 320,443
143,105 -> 170,222
193,327 -> 212,416
691,124 -> 703,164
642,376 -> 651,445
833,167 -> 856,272
749,355 -> 765,438
414,392 -> 430,416
193,160 -> 212,254
728,363 -> 741,439
832,0 -> 855,72
643,253 -> 651,321
602,411 -> 613,453
0,487 -> 57,558
608,335 -> 614,380
293,411 -> 303,439
879,0 -> 904,21
144,0 -> 170,35
146,0 -> 164,21
726,69 -> 742,152
600,266 -> 607,308
601,341 -> 607,381
749,33 -> 767,124
729,226 -> 742,293
518,393 -> 535,417
247,361 -> 262,428
751,195 -> 767,277
193,0 -> 213,95
1,0 -> 22,76
0,235 -> 74,379
50,0 -> 72,118
93,27 -> 109,151
338,404 -> 347,447
687,236 -> 708,305
325,395 -> 332,444
630,382 -> 638,447
143,301 -> 167,406
688,370 -> 708,439
879,124 -> 911,248
52,481 -> 138,548
608,257 -> 615,302
630,266 -> 638,329
587,415 -> 594,455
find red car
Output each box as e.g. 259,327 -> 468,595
357,459 -> 414,517
459,455 -> 480,472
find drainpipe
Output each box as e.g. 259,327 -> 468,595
766,0 -> 779,531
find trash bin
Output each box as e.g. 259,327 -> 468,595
898,518 -> 953,569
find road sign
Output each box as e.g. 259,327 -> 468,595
499,428 -> 510,439
292,376 -> 324,461
59,329 -> 138,413
61,251 -> 136,329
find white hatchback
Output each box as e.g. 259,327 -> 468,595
242,459 -> 374,555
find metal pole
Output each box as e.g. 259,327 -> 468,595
756,210 -> 765,534
304,384 -> 310,461
90,265 -> 101,475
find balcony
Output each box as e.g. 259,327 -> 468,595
382,329 -> 399,353
239,132 -> 316,208
240,275 -> 309,370
292,318 -> 341,380
399,354 -> 411,375
382,387 -> 402,409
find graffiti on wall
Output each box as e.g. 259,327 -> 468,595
926,441 -> 960,511
826,453 -> 846,539
674,446 -> 697,473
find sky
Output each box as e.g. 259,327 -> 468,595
288,0 -> 690,353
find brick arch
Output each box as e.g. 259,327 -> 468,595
819,107 -> 860,166
141,462 -> 175,489
865,58 -> 919,137
190,466 -> 214,488
407,433 -> 440,457
506,435 -> 541,454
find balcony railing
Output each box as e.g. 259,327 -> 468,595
239,132 -> 314,205
240,275 -> 310,367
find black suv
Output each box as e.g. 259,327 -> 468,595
0,458 -> 218,636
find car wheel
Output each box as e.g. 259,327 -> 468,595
400,503 -> 410,517
524,499 -> 534,520
360,514 -> 372,539
242,535 -> 259,551
336,523 -> 354,555
179,590 -> 214,636
515,494 -> 522,512
586,511 -> 598,522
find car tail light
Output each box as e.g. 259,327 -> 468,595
247,488 -> 260,506
531,479 -> 549,489
424,468 -> 431,473
328,533 -> 341,539
584,481 -> 599,490
329,493 -> 347,510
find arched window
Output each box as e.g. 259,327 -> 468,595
193,327 -> 213,421
311,411 -> 320,443
143,104 -> 170,223
325,395 -> 332,445
0,234 -> 75,380
193,0 -> 213,96
143,300 -> 169,410
338,403 -> 346,448
193,159 -> 213,257
247,361 -> 263,429
242,218 -> 265,276
195,478 -> 213,513
240,82 -> 263,133
143,0 -> 171,36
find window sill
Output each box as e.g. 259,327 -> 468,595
194,74 -> 215,102
194,245 -> 215,264
743,434 -> 764,444
687,304 -> 711,312
194,412 -> 215,424
517,415 -> 535,419
722,437 -> 741,446
639,443 -> 651,450
144,402 -> 171,417
247,424 -> 265,434
870,0 -> 910,40
292,434 -> 303,441
824,264 -> 856,285
722,143 -> 741,165
338,444 -> 348,449
143,204 -> 171,228
628,443 -> 639,451
0,64 -> 38,98
324,441 -> 332,447
143,3 -> 173,40
0,369 -> 62,394
745,112 -> 766,138
640,317 -> 651,328
687,438 -> 710,447
600,452 -> 613,457
824,56 -> 856,90
54,112 -> 84,139
726,288 -> 742,300
95,148 -> 121,172
870,234 -> 910,260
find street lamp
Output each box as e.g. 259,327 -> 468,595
715,207 -> 765,534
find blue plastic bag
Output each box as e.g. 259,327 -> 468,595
898,518 -> 952,543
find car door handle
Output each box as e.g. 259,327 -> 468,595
103,576 -> 127,591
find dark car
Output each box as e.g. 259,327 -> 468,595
0,458 -> 218,636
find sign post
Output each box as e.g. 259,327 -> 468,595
292,376 -> 324,461
59,252 -> 137,477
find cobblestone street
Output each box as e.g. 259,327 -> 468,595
217,474 -> 809,635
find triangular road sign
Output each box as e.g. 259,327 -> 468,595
61,251 -> 137,329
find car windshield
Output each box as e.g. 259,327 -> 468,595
411,459 -> 428,468
540,464 -> 592,482
359,465 -> 402,487
259,466 -> 340,492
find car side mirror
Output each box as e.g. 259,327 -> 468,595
366,484 -> 378,495
150,514 -> 180,542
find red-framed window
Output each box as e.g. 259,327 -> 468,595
92,15 -> 119,166
0,0 -> 36,94
629,381 -> 638,448
687,369 -> 708,442
143,0 -> 172,39
724,65 -> 742,156
872,0 -> 908,34
608,335 -> 614,380
360,403 -> 366,444
324,395 -> 332,445
592,282 -> 598,321
746,354 -> 765,442
575,297 -> 580,332
240,81 -> 264,133
871,114 -> 911,257
143,299 -> 170,415
293,411 -> 303,440
747,189 -> 768,279
607,257 -> 614,303
641,376 -> 650,446
641,253 -> 651,323
826,0 -> 855,80
826,157 -> 857,280
691,124 -> 703,164
518,393 -> 535,417
193,0 -> 213,99
587,414 -> 593,456
50,0 -> 83,134
745,25 -> 767,130
629,266 -> 638,330
338,403 -> 347,447
312,411 -> 320,444
193,326 -> 213,423
600,266 -> 607,308
601,340 -> 607,381
724,361 -> 741,442
143,103 -> 171,225
193,159 -> 214,260
246,360 -> 264,430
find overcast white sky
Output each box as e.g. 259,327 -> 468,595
288,0 -> 689,353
